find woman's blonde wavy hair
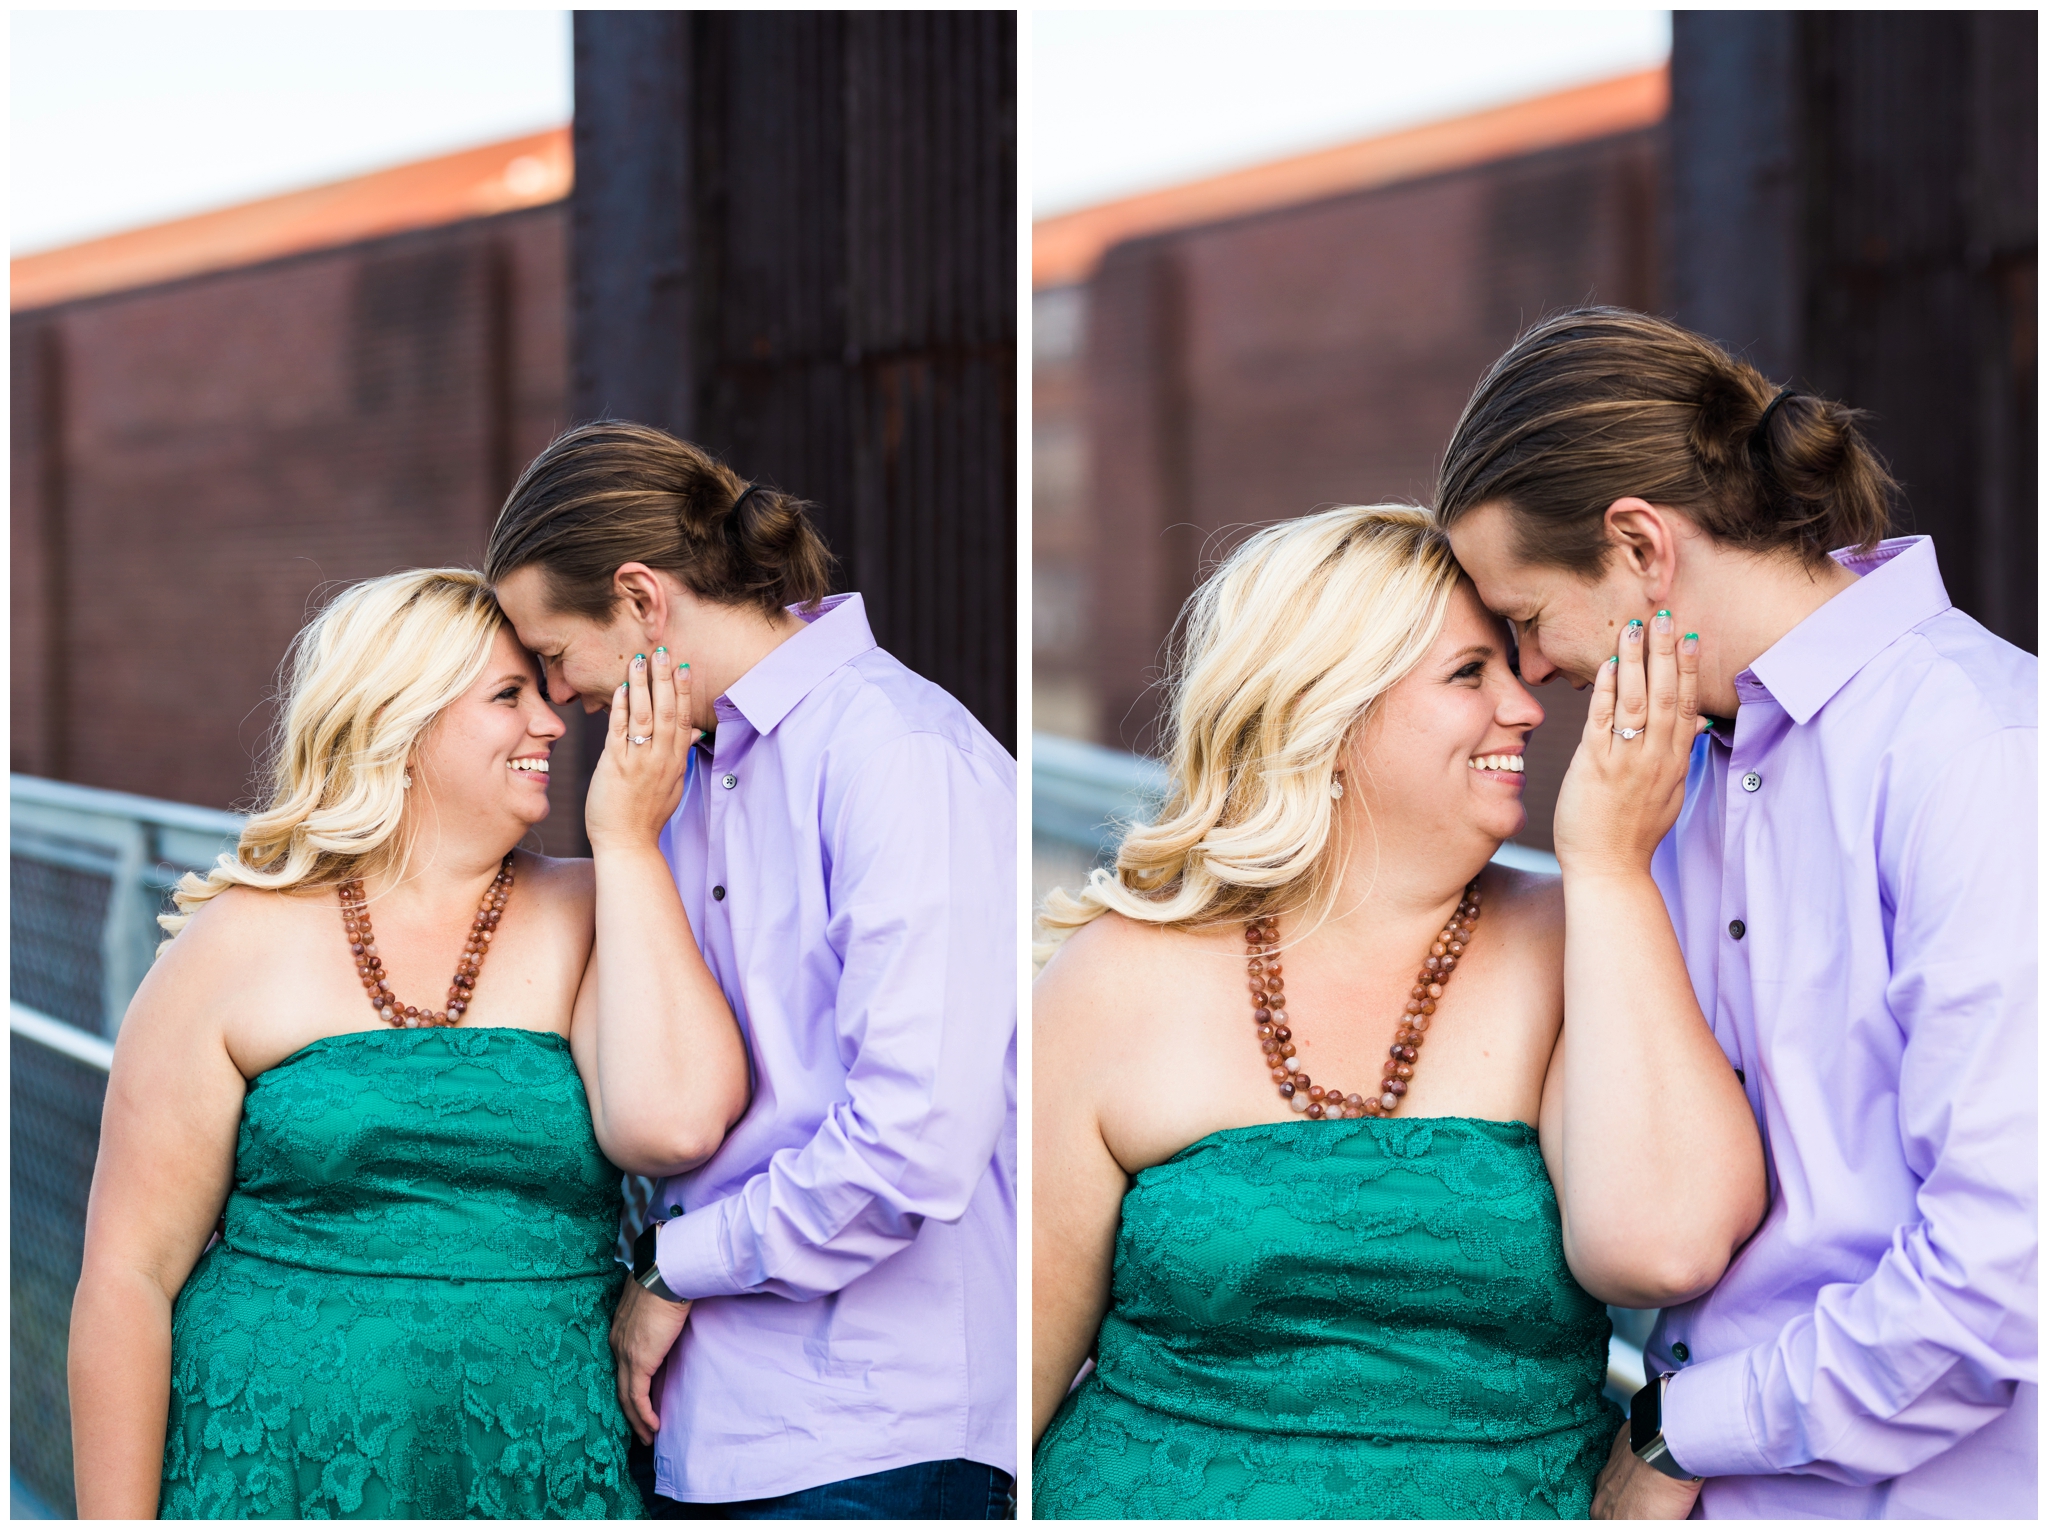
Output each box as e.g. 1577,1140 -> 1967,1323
1040,505 -> 1463,949
161,569 -> 507,941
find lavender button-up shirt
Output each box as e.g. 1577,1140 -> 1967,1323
647,593 -> 1017,1503
1647,537 -> 2036,1517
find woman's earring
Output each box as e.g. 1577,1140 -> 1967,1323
1330,776 -> 1345,800
402,772 -> 413,789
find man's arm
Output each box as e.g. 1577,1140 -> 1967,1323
1660,728 -> 2037,1483
655,730 -> 1015,1300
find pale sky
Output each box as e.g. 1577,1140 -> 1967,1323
1033,9 -> 1671,217
11,11 -> 1670,253
11,10 -> 572,255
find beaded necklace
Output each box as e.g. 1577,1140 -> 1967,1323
1246,880 -> 1481,1119
339,852 -> 515,1027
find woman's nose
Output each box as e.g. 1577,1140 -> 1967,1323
1499,677 -> 1545,731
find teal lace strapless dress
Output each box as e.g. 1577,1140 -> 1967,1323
159,1028 -> 645,1519
1034,1117 -> 1621,1519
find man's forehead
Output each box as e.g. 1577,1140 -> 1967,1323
1453,553 -> 1538,615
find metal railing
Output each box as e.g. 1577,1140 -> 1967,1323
10,776 -> 241,1516
1027,733 -> 1649,1403
12,774 -> 243,1038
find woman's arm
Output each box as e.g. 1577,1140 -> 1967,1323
1542,615 -> 1765,1308
1031,934 -> 1131,1446
572,650 -> 749,1177
69,900 -> 254,1518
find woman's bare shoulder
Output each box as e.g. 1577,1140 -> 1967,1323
1039,909 -> 1236,989
133,886 -> 332,1046
167,882 -> 329,955
1035,911 -> 1242,1050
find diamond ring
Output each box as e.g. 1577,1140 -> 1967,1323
627,734 -> 653,746
1611,726 -> 1643,740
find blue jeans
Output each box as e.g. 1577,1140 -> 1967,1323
630,1440 -> 1015,1520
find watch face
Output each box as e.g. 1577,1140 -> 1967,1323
1629,1379 -> 1661,1456
633,1220 -> 657,1275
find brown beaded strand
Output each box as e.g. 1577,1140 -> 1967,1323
340,852 -> 515,1028
1245,880 -> 1481,1119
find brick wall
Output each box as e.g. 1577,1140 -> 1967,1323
9,204 -> 595,855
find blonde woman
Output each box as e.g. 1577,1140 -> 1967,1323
67,570 -> 749,1518
1032,507 -> 1764,1518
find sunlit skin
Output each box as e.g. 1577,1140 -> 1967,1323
1344,578 -> 1546,863
1447,498 -> 1858,717
493,563 -> 803,736
404,627 -> 565,872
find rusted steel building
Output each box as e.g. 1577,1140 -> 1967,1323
572,10 -> 1018,779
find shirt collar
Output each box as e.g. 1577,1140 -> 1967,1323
716,592 -> 876,736
1742,536 -> 1951,725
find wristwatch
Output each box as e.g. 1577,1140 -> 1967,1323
1629,1371 -> 1703,1482
630,1220 -> 685,1303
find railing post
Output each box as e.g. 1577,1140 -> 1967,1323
98,816 -> 148,1039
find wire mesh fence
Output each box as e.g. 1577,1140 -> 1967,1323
11,855 -> 115,1032
9,778 -> 239,1515
11,1032 -> 109,1518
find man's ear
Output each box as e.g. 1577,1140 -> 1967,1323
612,563 -> 672,639
1602,498 -> 1682,604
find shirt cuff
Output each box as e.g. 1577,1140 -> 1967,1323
655,1201 -> 748,1302
1662,1350 -> 1774,1479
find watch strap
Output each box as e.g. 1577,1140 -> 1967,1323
630,1220 -> 685,1303
1629,1372 -> 1702,1482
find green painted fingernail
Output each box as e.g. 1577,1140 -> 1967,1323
1656,610 -> 1671,618
679,661 -> 689,669
1627,619 -> 1643,630
1684,632 -> 1698,641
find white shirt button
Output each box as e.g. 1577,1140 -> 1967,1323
722,773 -> 738,789
1741,771 -> 1762,792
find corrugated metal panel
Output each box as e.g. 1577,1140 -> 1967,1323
573,12 -> 1017,753
1671,11 -> 2036,652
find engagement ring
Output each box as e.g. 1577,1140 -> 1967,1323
1611,726 -> 1643,740
628,735 -> 653,746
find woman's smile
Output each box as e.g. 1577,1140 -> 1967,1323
1466,750 -> 1526,784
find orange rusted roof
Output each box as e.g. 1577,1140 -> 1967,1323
1034,66 -> 1666,290
11,125 -> 572,312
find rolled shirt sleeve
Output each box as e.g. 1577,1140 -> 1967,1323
1664,728 -> 2038,1482
656,730 -> 1014,1301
